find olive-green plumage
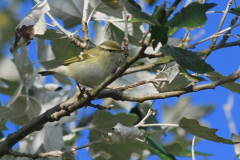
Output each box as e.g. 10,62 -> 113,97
39,41 -> 123,88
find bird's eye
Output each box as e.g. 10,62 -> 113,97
108,50 -> 113,53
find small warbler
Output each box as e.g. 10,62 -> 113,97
39,41 -> 123,88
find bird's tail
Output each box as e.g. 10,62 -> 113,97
38,71 -> 56,76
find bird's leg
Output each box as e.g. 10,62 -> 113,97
76,82 -> 86,98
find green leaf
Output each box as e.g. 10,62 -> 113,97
89,111 -> 148,160
155,55 -> 173,65
98,20 -> 142,46
179,67 -> 205,82
0,78 -> 20,96
164,142 -> 213,157
151,5 -> 169,49
122,0 -> 160,26
167,2 -> 216,29
0,102 -> 10,130
179,117 -> 236,144
206,71 -> 240,94
146,136 -> 177,160
12,46 -> 33,83
160,45 -> 214,73
229,8 -> 240,16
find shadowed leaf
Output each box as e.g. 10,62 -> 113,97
179,117 -> 236,144
160,45 -> 214,73
229,8 -> 240,16
167,2 -> 216,29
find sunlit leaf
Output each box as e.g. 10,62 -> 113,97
206,71 -> 240,94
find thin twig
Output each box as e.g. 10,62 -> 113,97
88,103 -> 114,110
123,6 -> 129,57
166,0 -> 182,17
206,11 -> 225,14
108,78 -> 168,90
207,0 -> 233,59
233,0 -> 238,7
34,0 -> 86,48
87,2 -> 101,26
191,136 -> 196,160
81,0 -> 90,50
139,124 -> 179,127
135,109 -> 157,127
179,29 -> 190,47
64,139 -> 102,154
183,23 -> 240,49
196,16 -> 239,54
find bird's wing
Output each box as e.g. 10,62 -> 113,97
62,48 -> 97,66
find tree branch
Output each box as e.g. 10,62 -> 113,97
166,0 -> 182,18
99,67 -> 240,103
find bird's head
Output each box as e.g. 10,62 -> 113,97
98,41 -> 123,56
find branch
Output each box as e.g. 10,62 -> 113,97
108,78 -> 168,90
34,0 -> 87,49
8,139 -> 102,159
191,136 -> 196,160
210,0 -> 233,47
139,124 -> 179,127
123,6 -> 129,57
166,0 -> 182,18
81,0 -> 90,50
8,150 -> 63,159
99,66 -> 240,102
134,109 -> 156,127
88,103 -> 114,110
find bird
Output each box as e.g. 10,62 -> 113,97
39,40 -> 123,88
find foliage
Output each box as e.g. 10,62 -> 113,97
0,0 -> 240,160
